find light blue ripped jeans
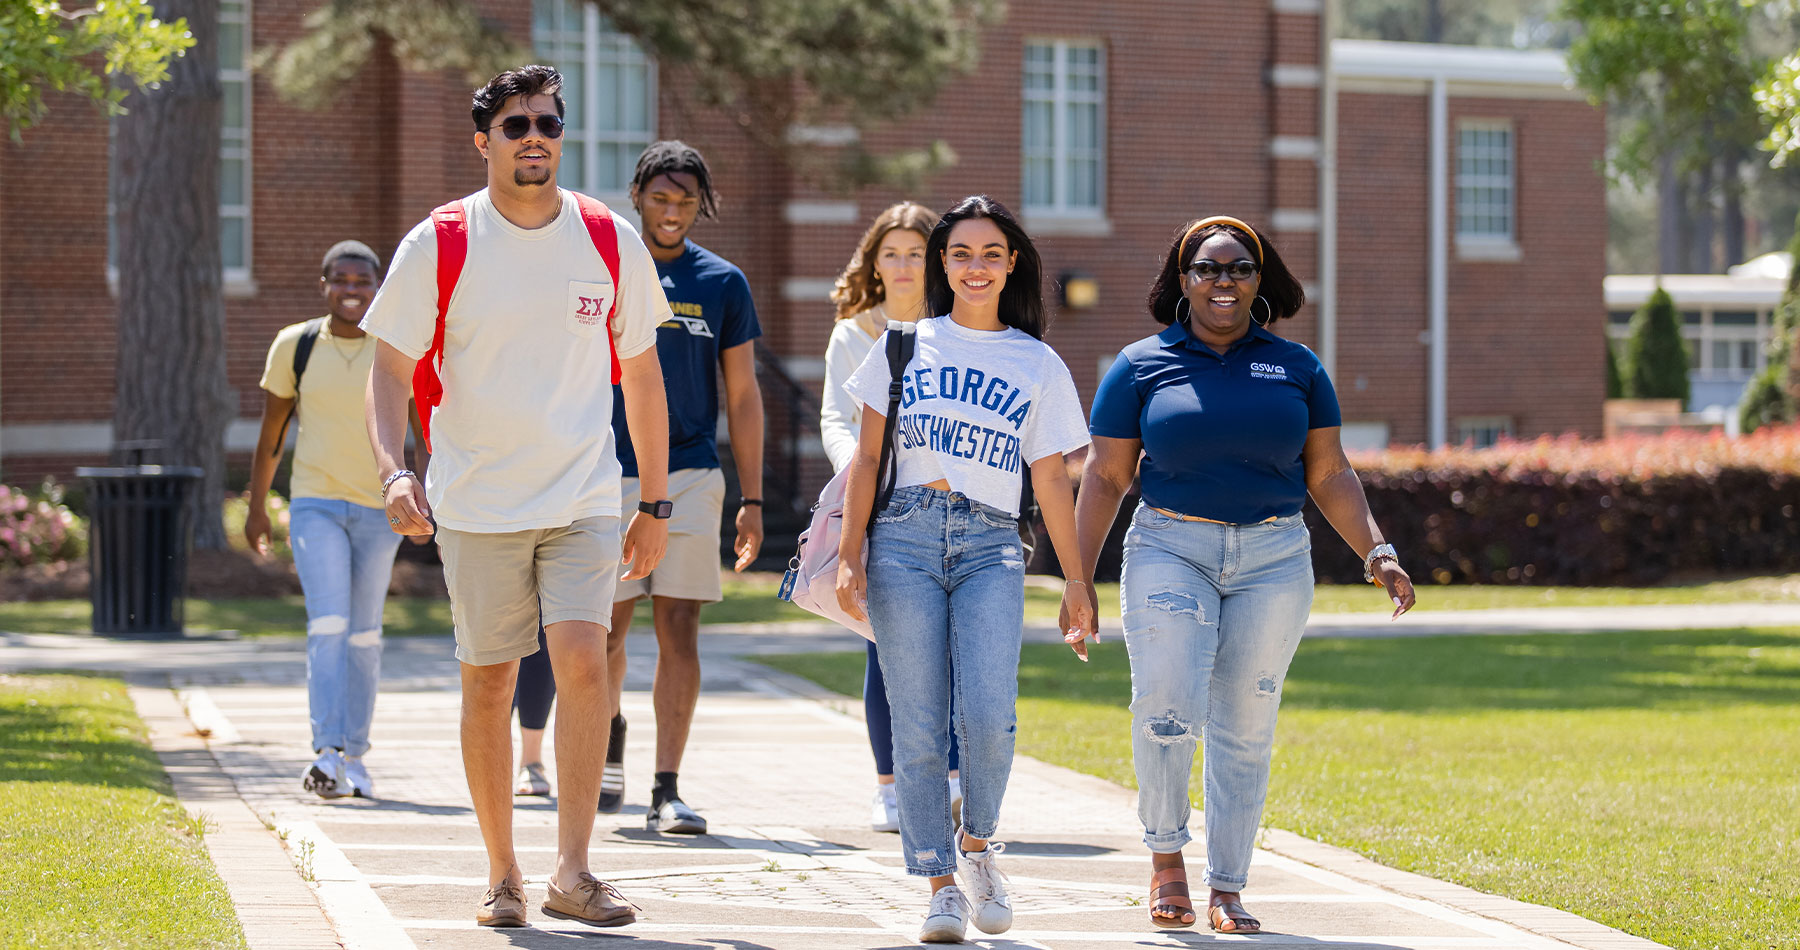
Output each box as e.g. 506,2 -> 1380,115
289,497 -> 404,757
866,486 -> 1025,877
1121,503 -> 1313,892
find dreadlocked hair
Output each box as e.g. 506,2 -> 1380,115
630,140 -> 721,219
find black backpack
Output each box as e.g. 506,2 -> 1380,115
270,318 -> 326,457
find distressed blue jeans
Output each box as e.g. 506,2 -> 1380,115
1120,504 -> 1313,892
867,486 -> 1025,877
290,497 -> 403,757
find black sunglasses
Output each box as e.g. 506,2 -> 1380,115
1187,258 -> 1259,282
482,114 -> 565,140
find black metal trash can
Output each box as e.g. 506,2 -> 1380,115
77,464 -> 203,636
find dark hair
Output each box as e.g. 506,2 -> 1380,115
924,195 -> 1045,339
320,240 -> 379,278
1146,217 -> 1305,325
471,65 -> 565,132
630,140 -> 721,219
831,201 -> 936,320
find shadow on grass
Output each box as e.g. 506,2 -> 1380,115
1012,627 -> 1800,713
0,671 -> 168,790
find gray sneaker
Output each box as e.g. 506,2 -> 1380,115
919,884 -> 970,943
302,750 -> 346,799
645,797 -> 707,834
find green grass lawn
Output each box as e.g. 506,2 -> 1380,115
758,628 -> 1800,950
2,573 -> 1792,636
0,673 -> 246,950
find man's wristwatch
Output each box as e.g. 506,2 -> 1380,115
1363,543 -> 1399,584
638,499 -> 674,520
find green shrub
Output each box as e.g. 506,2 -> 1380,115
1604,339 -> 1623,399
1622,286 -> 1690,403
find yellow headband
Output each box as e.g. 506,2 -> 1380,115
1179,215 -> 1263,266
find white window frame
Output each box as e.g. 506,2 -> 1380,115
532,0 -> 656,213
1022,38 -> 1108,234
1604,306 -> 1770,382
1455,416 -> 1513,449
219,0 -> 252,289
1454,119 -> 1517,260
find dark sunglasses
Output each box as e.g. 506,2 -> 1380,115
1187,258 -> 1259,282
483,114 -> 564,140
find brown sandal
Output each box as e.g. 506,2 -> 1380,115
1208,897 -> 1261,934
1148,866 -> 1197,929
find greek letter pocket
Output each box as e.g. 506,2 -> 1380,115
566,279 -> 613,338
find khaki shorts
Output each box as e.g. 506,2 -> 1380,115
615,467 -> 725,604
437,516 -> 622,666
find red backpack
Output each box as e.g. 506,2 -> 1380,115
412,192 -> 624,450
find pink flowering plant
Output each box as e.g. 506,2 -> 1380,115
0,479 -> 87,568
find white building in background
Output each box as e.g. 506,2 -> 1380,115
1604,252 -> 1790,414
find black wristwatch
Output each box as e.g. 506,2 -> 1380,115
638,499 -> 673,520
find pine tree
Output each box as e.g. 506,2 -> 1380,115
1622,286 -> 1691,403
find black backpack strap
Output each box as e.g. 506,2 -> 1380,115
869,322 -> 916,531
272,318 -> 326,457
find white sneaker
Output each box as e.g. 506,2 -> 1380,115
958,839 -> 1013,934
871,783 -> 899,833
343,755 -> 375,799
303,749 -> 347,799
918,884 -> 970,943
948,774 -> 964,827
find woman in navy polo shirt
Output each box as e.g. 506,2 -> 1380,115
1069,216 -> 1416,934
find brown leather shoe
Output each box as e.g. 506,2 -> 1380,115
476,880 -> 527,927
543,872 -> 636,927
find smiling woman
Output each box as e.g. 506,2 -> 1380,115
1071,215 -> 1416,935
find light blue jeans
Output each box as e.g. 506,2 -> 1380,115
867,486 -> 1026,877
290,497 -> 404,757
1121,504 -> 1314,892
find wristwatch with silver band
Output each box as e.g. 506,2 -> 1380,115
1363,543 -> 1399,584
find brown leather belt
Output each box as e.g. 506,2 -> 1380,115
1149,506 -> 1279,526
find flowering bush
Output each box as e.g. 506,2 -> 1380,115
1307,425 -> 1800,586
0,480 -> 87,568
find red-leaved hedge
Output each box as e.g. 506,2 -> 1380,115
1303,425 -> 1800,586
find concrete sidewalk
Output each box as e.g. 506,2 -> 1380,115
5,625 -> 1674,950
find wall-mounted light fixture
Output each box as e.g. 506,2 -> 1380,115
1061,272 -> 1099,311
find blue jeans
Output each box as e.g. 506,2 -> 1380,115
864,640 -> 959,776
290,497 -> 404,757
1120,504 -> 1313,892
867,486 -> 1025,877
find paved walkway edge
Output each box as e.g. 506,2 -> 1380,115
744,658 -> 1673,950
130,685 -> 345,950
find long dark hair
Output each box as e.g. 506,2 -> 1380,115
924,195 -> 1045,339
1146,217 -> 1305,325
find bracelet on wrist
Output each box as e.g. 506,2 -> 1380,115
381,470 -> 417,495
739,498 -> 764,507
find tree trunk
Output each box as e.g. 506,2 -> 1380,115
1721,155 -> 1746,269
1657,151 -> 1686,275
1690,155 -> 1716,273
111,0 -> 233,550
1425,0 -> 1445,43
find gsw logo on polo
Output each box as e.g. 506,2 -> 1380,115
1250,362 -> 1288,380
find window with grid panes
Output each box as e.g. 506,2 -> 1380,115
219,0 -> 251,279
1455,122 -> 1513,243
1022,41 -> 1105,217
532,0 -> 655,198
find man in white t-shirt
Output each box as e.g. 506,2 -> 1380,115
362,65 -> 671,931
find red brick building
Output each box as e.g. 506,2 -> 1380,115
0,2 -> 1603,487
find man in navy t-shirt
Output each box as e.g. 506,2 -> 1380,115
605,141 -> 763,832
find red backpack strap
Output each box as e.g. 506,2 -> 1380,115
414,199 -> 468,452
572,192 -> 624,384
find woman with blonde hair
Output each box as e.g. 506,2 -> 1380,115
821,201 -> 961,833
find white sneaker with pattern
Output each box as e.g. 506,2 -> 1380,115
957,839 -> 1013,934
918,884 -> 969,943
